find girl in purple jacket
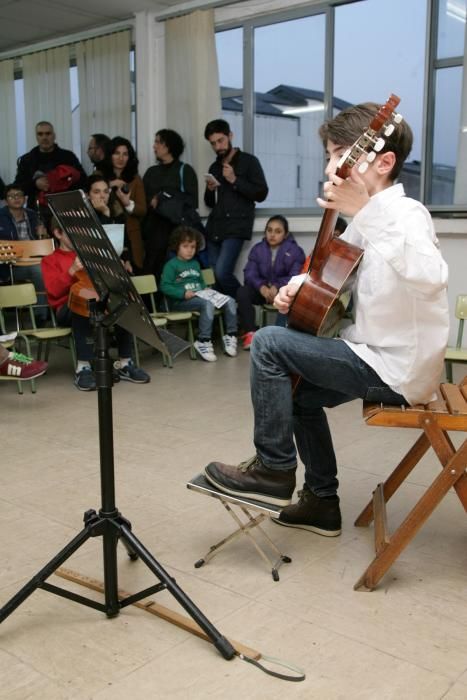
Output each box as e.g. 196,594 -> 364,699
237,215 -> 305,349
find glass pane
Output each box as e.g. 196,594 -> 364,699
216,28 -> 243,90
431,66 -> 462,204
437,0 -> 466,59
335,0 -> 427,199
216,28 -> 244,149
253,15 -> 326,209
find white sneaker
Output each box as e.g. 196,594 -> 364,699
194,340 -> 217,362
222,334 -> 238,357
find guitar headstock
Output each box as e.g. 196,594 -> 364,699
0,243 -> 19,264
336,94 -> 402,178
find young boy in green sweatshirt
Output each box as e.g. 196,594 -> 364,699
160,226 -> 238,362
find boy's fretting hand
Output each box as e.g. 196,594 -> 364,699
317,167 -> 370,217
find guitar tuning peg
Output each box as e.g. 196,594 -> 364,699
366,151 -> 376,163
358,161 -> 369,174
393,113 -> 403,124
373,137 -> 385,152
384,124 -> 395,137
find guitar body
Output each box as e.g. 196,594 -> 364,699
288,237 -> 363,336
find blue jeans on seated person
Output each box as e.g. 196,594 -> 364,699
207,238 -> 244,298
170,295 -> 237,340
56,305 -> 132,362
250,326 -> 407,498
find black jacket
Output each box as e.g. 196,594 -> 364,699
204,149 -> 268,242
14,145 -> 87,208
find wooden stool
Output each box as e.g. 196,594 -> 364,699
187,474 -> 292,581
354,377 -> 467,591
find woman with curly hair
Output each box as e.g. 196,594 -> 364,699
98,136 -> 146,271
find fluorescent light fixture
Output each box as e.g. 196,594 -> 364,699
447,0 -> 466,22
282,104 -> 325,115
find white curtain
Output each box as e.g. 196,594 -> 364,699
0,59 -> 17,183
23,46 -> 72,151
76,31 -> 131,167
165,10 -> 222,210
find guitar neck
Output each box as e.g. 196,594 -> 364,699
309,208 -> 339,273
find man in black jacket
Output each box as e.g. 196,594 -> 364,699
14,121 -> 87,229
204,119 -> 268,297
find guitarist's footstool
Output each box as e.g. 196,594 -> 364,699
187,474 -> 292,581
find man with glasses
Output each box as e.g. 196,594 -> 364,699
0,184 -> 49,321
14,121 -> 86,226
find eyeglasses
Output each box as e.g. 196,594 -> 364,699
6,193 -> 25,199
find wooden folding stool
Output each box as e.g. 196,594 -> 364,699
354,377 -> 467,591
187,474 -> 292,581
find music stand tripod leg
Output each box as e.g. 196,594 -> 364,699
0,304 -> 235,660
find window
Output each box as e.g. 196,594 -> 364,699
253,14 -> 325,209
215,0 -> 467,212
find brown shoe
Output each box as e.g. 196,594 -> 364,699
273,485 -> 342,536
204,455 -> 296,506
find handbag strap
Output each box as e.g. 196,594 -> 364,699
179,162 -> 185,193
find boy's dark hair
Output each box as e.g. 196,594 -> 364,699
4,183 -> 25,197
204,119 -> 231,140
169,225 -> 204,253
86,173 -> 110,192
156,129 -> 185,160
265,214 -> 289,235
319,102 -> 412,180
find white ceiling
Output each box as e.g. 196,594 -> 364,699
0,0 -> 187,54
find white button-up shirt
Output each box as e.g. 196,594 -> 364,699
338,183 -> 449,405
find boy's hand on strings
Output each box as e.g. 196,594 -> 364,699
274,283 -> 300,314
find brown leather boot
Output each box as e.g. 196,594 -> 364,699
205,455 -> 296,506
273,485 -> 342,536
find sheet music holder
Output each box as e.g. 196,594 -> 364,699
48,189 -> 189,358
0,189 -> 236,662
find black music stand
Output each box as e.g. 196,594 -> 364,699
0,190 -> 235,661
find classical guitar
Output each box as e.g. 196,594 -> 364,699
288,94 -> 402,337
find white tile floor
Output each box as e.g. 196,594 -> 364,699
1,342 -> 466,699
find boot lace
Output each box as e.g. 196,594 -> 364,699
238,455 -> 261,473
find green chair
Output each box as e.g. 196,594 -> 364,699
0,283 -> 75,370
200,267 -> 225,339
445,294 -> 467,382
131,274 -> 195,364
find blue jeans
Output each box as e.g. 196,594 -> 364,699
56,305 -> 132,363
170,296 -> 237,340
207,238 -> 245,297
250,326 -> 407,497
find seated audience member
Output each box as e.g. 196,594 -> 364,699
86,174 -> 132,269
41,221 -> 150,391
0,343 -> 47,380
87,133 -> 111,171
98,137 -> 146,272
142,129 -> 200,291
0,183 -> 48,321
236,215 -> 305,349
14,121 -> 87,230
161,225 -> 238,362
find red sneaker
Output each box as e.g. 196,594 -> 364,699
242,331 -> 255,350
0,352 -> 48,380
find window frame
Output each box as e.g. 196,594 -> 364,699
215,0 -> 467,216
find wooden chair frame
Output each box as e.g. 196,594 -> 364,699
354,377 -> 467,591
